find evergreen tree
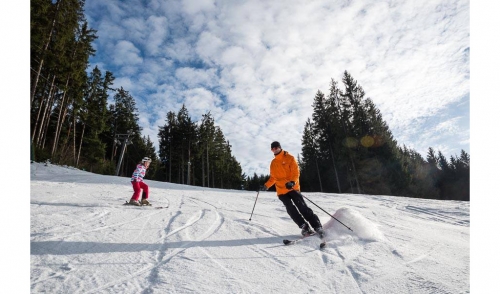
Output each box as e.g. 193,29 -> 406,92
198,113 -> 217,187
157,111 -> 178,183
157,106 -> 243,189
76,66 -> 114,171
212,127 -> 228,188
311,90 -> 333,192
398,146 -> 440,199
325,79 -> 349,193
109,87 -> 142,176
423,148 -> 470,200
300,72 -> 417,196
455,150 -> 470,201
300,118 -> 324,192
50,20 -> 98,158
338,72 -> 363,193
176,105 -> 198,185
434,150 -> 470,200
246,173 -> 271,192
30,0 -> 98,165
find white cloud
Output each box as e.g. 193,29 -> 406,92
434,117 -> 461,134
86,0 -> 470,175
182,87 -> 222,117
175,67 -> 218,88
121,17 -> 148,43
145,16 -> 169,55
196,31 -> 227,65
164,38 -> 197,62
113,76 -> 135,92
112,40 -> 143,66
181,0 -> 215,15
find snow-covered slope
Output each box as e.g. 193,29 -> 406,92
30,162 -> 469,293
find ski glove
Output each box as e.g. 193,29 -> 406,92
259,185 -> 268,191
285,181 -> 295,189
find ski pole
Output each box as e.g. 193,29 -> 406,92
302,194 -> 353,232
249,191 -> 260,221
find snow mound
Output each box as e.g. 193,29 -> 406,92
324,207 -> 386,242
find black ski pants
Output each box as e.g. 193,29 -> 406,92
278,190 -> 322,230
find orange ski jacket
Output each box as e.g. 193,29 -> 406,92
264,150 -> 301,196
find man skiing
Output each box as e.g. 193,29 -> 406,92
262,141 -> 325,238
129,157 -> 152,206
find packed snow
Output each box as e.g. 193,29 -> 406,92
30,162 -> 470,293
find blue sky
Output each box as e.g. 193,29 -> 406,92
83,0 -> 470,176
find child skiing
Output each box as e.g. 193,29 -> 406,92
129,157 -> 152,206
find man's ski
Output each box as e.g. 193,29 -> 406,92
283,239 -> 298,245
283,232 -> 316,245
123,201 -> 168,209
283,232 -> 326,249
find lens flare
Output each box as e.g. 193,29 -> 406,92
361,136 -> 375,147
343,137 -> 358,148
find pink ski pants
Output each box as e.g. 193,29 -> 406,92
131,181 -> 149,201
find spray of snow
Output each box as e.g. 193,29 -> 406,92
323,207 -> 387,242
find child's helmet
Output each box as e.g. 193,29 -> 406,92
142,157 -> 151,163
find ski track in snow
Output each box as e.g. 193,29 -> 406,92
30,163 -> 470,293
90,195 -> 227,292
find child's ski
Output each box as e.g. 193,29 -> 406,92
123,201 -> 168,209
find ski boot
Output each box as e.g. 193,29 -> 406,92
301,223 -> 314,236
129,199 -> 141,206
315,226 -> 325,239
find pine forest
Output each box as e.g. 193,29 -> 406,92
30,0 -> 469,201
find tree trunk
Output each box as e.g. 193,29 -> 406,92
206,144 -> 210,187
346,167 -> 354,193
348,152 -> 362,193
201,151 -> 205,187
54,95 -> 71,156
314,153 -> 323,192
37,83 -> 57,148
212,166 -> 215,188
187,146 -> 191,185
181,148 -> 184,184
76,123 -> 85,167
329,143 -> 341,193
59,119 -> 73,160
51,24 -> 84,157
73,115 -> 76,165
31,0 -> 61,106
111,140 -> 116,162
32,75 -> 55,143
168,143 -> 172,182
51,75 -> 71,156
